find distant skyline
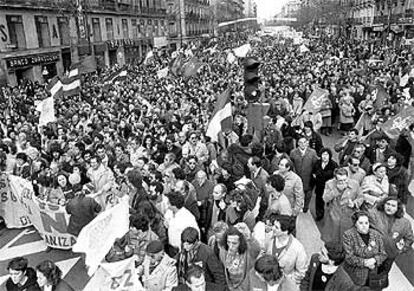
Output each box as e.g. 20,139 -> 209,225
256,0 -> 290,20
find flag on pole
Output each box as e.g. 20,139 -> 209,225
233,44 -> 251,58
144,51 -> 154,65
170,55 -> 184,76
299,44 -> 310,53
381,106 -> 414,139
103,68 -> 128,84
61,64 -> 81,96
206,89 -> 232,142
372,85 -> 389,109
227,52 -> 236,64
72,197 -> 129,275
157,67 -> 169,79
302,87 -> 329,113
37,96 -> 56,126
182,57 -> 204,78
400,73 -> 409,87
47,76 -> 63,98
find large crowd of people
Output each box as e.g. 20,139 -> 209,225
2,28 -> 414,290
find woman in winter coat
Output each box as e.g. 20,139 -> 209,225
369,197 -> 414,275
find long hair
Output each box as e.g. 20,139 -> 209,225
376,197 -> 404,219
221,226 -> 248,254
36,260 -> 62,286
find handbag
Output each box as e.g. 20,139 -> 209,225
368,267 -> 389,289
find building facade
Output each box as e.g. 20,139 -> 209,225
0,0 -> 168,86
349,0 -> 376,39
167,0 -> 214,49
0,0 -> 76,85
244,0 -> 257,18
85,0 -> 168,68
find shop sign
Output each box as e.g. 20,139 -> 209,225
6,52 -> 60,69
106,39 -> 139,50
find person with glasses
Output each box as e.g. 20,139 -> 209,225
344,155 -> 366,185
347,143 -> 372,174
321,168 -> 363,244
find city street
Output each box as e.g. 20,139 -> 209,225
1,132 -> 414,290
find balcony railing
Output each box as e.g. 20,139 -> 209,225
0,0 -> 73,9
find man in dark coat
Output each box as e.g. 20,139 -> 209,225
66,191 -> 102,236
6,257 -> 41,291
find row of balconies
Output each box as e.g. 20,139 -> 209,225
352,0 -> 376,8
0,0 -> 167,17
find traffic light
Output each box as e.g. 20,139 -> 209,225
244,57 -> 260,103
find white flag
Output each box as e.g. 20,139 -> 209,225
72,197 -> 129,275
299,44 -> 310,53
38,97 -> 56,126
400,73 -> 409,87
233,44 -> 251,58
144,51 -> 154,64
227,52 -> 236,64
84,256 -> 144,291
157,67 -> 169,79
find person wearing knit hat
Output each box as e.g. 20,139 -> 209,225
139,240 -> 178,290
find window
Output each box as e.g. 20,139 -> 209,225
57,17 -> 70,46
131,19 -> 138,39
105,18 -> 114,40
92,18 -> 102,42
154,20 -> 159,36
35,16 -> 51,47
122,19 -> 129,38
6,15 -> 26,49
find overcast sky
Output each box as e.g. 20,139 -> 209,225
256,0 -> 290,20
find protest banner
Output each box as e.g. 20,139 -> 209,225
37,96 -> 56,126
8,175 -> 76,249
303,87 -> 329,113
0,173 -> 32,228
233,44 -> 251,58
72,196 -> 129,275
381,106 -> 414,139
157,67 -> 169,79
84,256 -> 144,291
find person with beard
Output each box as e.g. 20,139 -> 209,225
385,152 -> 410,205
6,257 -> 40,291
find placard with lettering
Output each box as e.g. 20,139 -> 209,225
0,173 -> 32,228
8,175 -> 76,250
